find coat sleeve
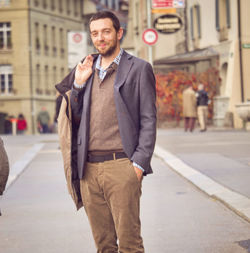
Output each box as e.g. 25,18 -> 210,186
70,86 -> 87,128
131,62 -> 157,173
0,138 -> 9,195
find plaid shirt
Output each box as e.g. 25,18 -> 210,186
95,48 -> 124,80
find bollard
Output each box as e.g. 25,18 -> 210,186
10,118 -> 17,136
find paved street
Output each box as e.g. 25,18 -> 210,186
0,131 -> 250,252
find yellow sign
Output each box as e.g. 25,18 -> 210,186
152,8 -> 176,14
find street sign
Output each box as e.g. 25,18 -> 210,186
152,0 -> 185,8
68,31 -> 87,69
154,14 -> 182,34
142,29 -> 158,45
242,43 -> 250,49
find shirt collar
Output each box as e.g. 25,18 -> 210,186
96,48 -> 124,71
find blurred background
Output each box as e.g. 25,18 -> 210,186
0,0 -> 250,134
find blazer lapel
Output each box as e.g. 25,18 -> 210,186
115,51 -> 134,90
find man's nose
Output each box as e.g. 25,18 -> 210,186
96,32 -> 104,41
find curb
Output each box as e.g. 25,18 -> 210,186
6,143 -> 45,190
154,145 -> 250,223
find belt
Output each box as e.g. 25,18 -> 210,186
87,152 -> 127,163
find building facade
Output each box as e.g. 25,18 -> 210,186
186,0 -> 250,128
128,0 -> 250,129
0,0 -> 83,134
0,0 -> 130,134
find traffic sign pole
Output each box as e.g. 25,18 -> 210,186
147,0 -> 153,65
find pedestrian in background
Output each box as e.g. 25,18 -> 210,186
182,84 -> 197,132
37,107 -> 50,133
17,113 -> 27,134
197,83 -> 209,132
0,137 -> 9,216
56,11 -> 156,253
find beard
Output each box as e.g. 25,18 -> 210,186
95,38 -> 118,57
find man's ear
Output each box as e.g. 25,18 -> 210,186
117,27 -> 123,41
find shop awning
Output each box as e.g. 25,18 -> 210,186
154,47 -> 219,65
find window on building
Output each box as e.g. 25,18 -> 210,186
43,0 -> 47,9
0,22 -> 12,49
74,0 -> 78,16
58,0 -> 63,13
44,65 -> 48,93
66,0 -> 70,15
111,0 -> 117,10
51,0 -> 55,11
0,65 -> 13,95
43,24 -> 49,55
190,5 -> 201,40
36,64 -> 41,94
59,28 -> 64,58
34,0 -> 39,7
60,67 -> 64,79
215,0 -> 230,41
53,66 -> 57,85
0,0 -> 11,7
35,22 -> 40,53
51,26 -> 57,56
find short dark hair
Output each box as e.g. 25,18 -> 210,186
89,11 -> 120,32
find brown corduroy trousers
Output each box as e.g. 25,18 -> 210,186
80,158 -> 144,253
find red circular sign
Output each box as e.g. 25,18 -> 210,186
73,33 -> 82,43
142,29 -> 158,45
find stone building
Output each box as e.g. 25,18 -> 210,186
0,0 -> 84,133
127,0 -> 250,129
0,0 -> 130,134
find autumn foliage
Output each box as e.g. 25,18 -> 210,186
155,68 -> 219,125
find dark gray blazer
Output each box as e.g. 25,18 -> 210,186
56,51 -> 156,179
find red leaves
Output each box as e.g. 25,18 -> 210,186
155,68 -> 219,122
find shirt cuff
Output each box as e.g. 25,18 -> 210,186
133,162 -> 145,172
73,80 -> 86,89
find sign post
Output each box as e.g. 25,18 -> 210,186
147,0 -> 153,65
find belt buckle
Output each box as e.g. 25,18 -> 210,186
112,153 -> 116,160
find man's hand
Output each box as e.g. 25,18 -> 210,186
75,55 -> 94,85
133,166 -> 143,181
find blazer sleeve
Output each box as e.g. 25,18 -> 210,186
131,62 -> 157,173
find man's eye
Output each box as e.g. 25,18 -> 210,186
103,30 -> 110,35
91,33 -> 97,37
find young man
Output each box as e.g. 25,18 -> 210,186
197,83 -> 209,132
56,11 -> 156,253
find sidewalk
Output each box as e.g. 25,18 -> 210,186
2,129 -> 250,223
1,134 -> 58,189
154,127 -> 250,222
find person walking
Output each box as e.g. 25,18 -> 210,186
197,83 -> 209,132
182,84 -> 197,132
55,11 -> 156,253
0,137 -> 9,216
17,113 -> 27,134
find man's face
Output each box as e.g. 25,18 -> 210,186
90,18 -> 123,57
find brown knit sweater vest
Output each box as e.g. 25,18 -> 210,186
88,63 -> 123,152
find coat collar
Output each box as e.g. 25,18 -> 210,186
115,51 -> 134,90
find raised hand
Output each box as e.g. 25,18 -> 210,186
75,55 -> 94,85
